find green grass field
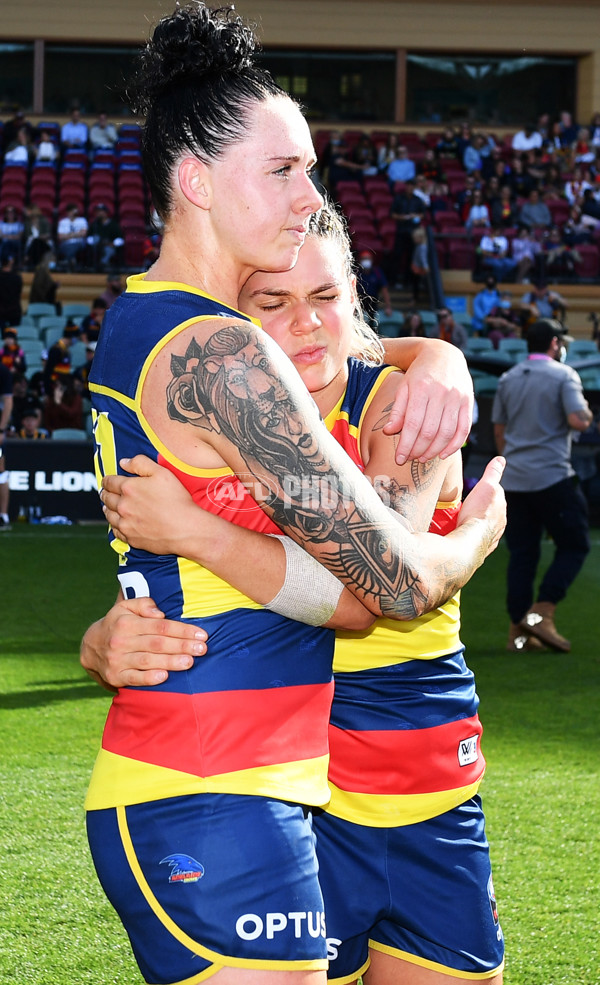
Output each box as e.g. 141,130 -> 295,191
1,525 -> 598,985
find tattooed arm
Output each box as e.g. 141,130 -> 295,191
140,318 -> 505,620
360,371 -> 463,534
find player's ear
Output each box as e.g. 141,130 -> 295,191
178,157 -> 212,211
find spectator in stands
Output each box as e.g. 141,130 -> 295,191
43,373 -> 83,434
88,204 -> 124,269
589,111 -> 600,147
519,189 -> 552,233
15,401 -> 48,439
508,156 -> 535,198
418,148 -> 447,198
79,298 -> 107,344
0,254 -> 22,328
1,109 -> 33,153
351,133 -> 378,177
523,148 -> 547,187
43,322 -> 80,389
412,172 -> 431,210
455,173 -> 479,218
89,112 -> 118,153
564,166 -> 592,206
57,203 -> 88,269
387,145 -> 416,185
4,125 -> 35,165
320,131 -> 357,189
355,250 -> 392,327
542,225 -> 582,280
540,164 -> 565,201
479,226 -> 518,282
436,307 -> 468,351
435,126 -> 460,160
558,110 -> 578,148
398,309 -> 427,337
390,179 -> 425,286
572,127 -> 595,166
0,207 -> 24,264
9,372 -> 31,431
376,132 -> 399,173
512,124 -> 543,153
490,183 -> 519,228
511,225 -> 543,283
61,106 -> 89,151
29,250 -> 60,311
464,188 -> 491,232
409,225 -> 430,303
472,275 -> 501,334
73,340 -> 96,400
462,133 -> 483,174
99,273 -> 124,309
486,292 -> 521,349
23,205 -> 54,266
580,187 -> 600,230
455,121 -> 473,161
520,282 -> 567,327
1,327 -> 26,376
563,204 -> 592,246
35,129 -> 57,163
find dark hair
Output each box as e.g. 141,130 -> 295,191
127,2 -> 286,219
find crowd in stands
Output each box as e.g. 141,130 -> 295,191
0,274 -> 124,439
0,105 -> 160,275
315,111 -> 600,287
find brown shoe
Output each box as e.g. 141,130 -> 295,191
519,602 -> 571,653
506,622 -> 546,652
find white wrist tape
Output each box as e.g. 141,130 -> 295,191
265,535 -> 344,626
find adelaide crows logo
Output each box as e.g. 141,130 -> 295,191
160,854 -> 205,884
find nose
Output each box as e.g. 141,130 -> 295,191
294,170 -> 323,217
292,301 -> 322,334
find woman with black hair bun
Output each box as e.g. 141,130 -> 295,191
83,5 -> 505,983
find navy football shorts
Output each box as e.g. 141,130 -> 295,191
314,795 -> 504,982
87,792 -> 328,984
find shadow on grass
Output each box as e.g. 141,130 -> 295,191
0,682 -> 111,709
2,640 -> 86,656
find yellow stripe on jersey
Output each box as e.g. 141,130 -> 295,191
85,748 -> 332,811
325,777 -> 483,828
333,594 -> 461,673
178,557 -> 262,617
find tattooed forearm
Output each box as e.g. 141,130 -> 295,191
163,324 -> 477,619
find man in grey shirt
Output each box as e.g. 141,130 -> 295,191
492,318 -> 593,652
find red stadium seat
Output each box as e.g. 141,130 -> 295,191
446,239 -> 476,270
574,244 -> 600,279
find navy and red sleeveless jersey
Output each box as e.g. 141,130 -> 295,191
86,274 -> 335,811
323,359 -> 484,827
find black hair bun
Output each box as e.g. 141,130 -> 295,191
131,3 -> 257,113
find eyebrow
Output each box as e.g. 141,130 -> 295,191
265,154 -> 318,167
246,281 -> 340,300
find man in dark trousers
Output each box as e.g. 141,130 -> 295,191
492,318 -> 593,652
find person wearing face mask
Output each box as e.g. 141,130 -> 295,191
355,249 -> 392,327
493,318 -> 593,653
486,292 -> 520,350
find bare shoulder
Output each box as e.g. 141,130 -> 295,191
141,315 -> 279,469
